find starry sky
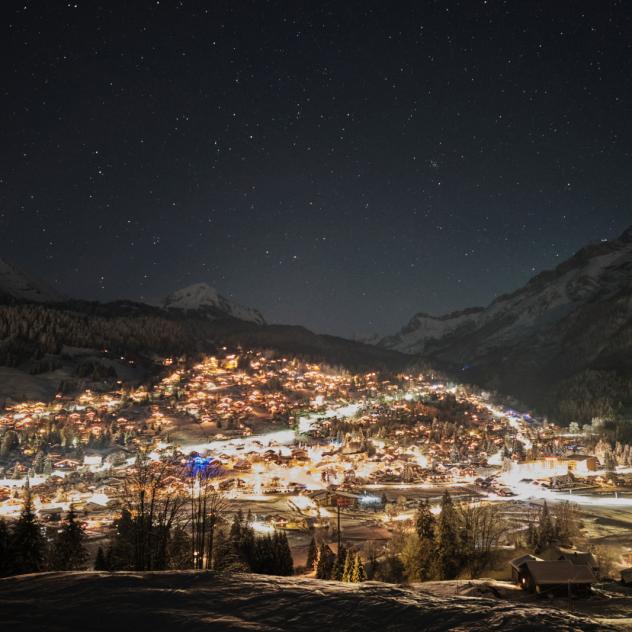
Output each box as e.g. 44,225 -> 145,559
1,1 -> 631,338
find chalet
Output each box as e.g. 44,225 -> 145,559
511,557 -> 595,595
53,458 -> 81,470
509,554 -> 541,582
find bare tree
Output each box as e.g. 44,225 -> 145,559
457,502 -> 507,578
552,501 -> 580,545
120,451 -> 187,570
188,457 -> 227,569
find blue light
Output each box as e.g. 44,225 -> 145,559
186,454 -> 221,478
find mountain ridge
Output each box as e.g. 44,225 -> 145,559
381,225 -> 632,420
0,257 -> 62,304
162,282 -> 265,324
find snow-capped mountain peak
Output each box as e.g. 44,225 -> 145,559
0,257 -> 61,303
162,283 -> 265,324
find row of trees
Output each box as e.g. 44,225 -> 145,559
308,539 -> 366,583
375,491 -> 508,583
1,452 -> 295,578
0,495 -> 87,577
94,454 -> 294,576
526,500 -> 580,552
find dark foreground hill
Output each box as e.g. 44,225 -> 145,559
0,571 -> 616,632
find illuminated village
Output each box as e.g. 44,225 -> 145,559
2,348 -> 632,581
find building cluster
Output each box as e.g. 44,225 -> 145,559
0,348 -> 623,545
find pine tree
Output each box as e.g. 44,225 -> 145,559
434,490 -> 461,580
315,542 -> 334,579
351,553 -> 366,583
239,521 -> 256,570
50,506 -> 88,570
94,546 -> 108,571
33,451 -> 46,475
168,527 -> 192,569
331,544 -> 347,580
306,536 -> 317,572
342,550 -> 354,582
415,499 -> 435,541
109,509 -> 135,570
11,492 -> 46,574
536,501 -> 555,551
213,528 -> 243,572
0,518 -> 12,577
273,531 -> 293,576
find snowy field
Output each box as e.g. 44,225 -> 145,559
0,571 -> 619,632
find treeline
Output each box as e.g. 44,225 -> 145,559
526,500 -> 580,552
309,539 -> 367,583
1,451 -> 295,579
0,495 -> 87,576
369,491 -> 508,582
554,369 -> 632,424
0,303 -> 219,366
96,507 -> 294,576
94,453 -> 294,576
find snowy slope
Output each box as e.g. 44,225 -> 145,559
0,571 -> 613,632
163,282 -> 265,324
0,257 -> 61,303
380,307 -> 483,354
382,225 -> 632,358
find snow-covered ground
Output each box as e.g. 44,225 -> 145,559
0,571 -> 617,631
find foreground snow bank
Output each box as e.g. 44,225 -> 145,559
0,571 -> 615,631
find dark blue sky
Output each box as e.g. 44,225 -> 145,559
1,1 -> 630,337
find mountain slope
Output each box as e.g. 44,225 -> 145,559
380,307 -> 484,354
163,283 -> 265,324
0,571 -> 614,632
0,258 -> 61,303
382,226 -> 632,419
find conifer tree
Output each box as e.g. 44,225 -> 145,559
332,543 -> 347,580
342,550 -> 354,582
213,528 -> 243,571
434,490 -> 461,579
315,542 -> 334,579
109,508 -> 135,570
50,506 -> 88,570
168,527 -> 192,569
536,501 -> 555,551
273,531 -> 294,576
94,546 -> 108,571
0,518 -> 12,577
414,499 -> 435,541
11,492 -> 46,574
306,536 -> 317,572
351,553 -> 367,583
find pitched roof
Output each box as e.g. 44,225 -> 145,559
509,554 -> 542,570
524,560 -> 595,585
558,550 -> 598,568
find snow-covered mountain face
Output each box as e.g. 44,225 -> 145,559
0,258 -> 61,303
380,227 -> 632,401
162,283 -> 265,325
383,226 -> 632,356
380,307 -> 484,354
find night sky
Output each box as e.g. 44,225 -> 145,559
1,1 -> 630,337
